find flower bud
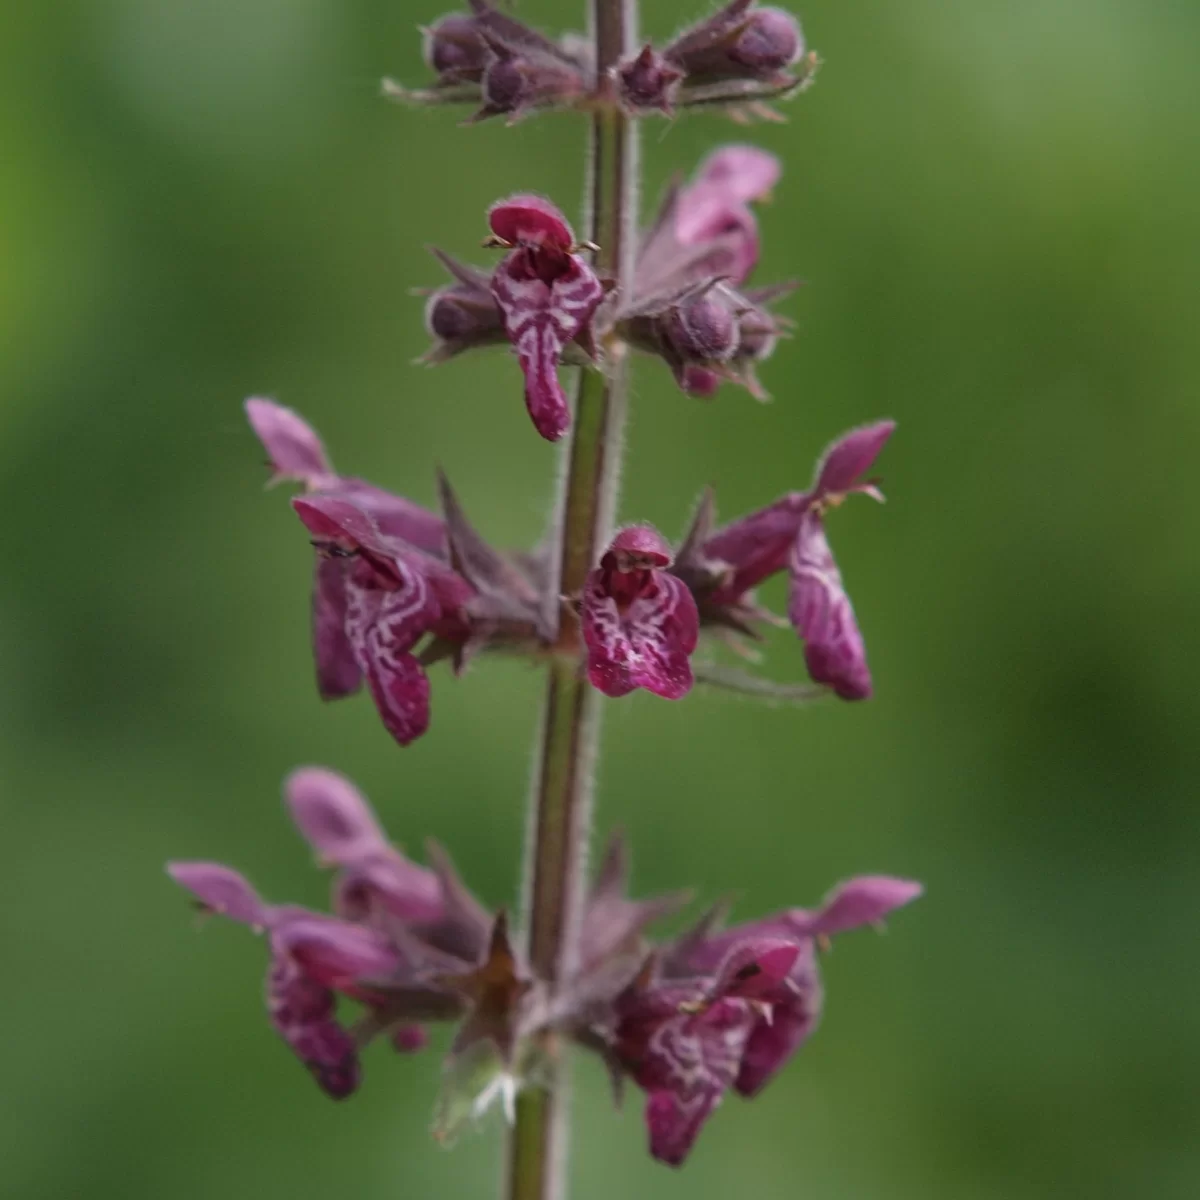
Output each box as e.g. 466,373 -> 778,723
423,14 -> 490,82
474,47 -> 586,122
729,8 -> 803,73
614,44 -> 683,114
662,292 -> 739,365
424,287 -> 504,347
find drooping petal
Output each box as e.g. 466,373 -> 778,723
312,558 -> 362,699
244,398 -> 335,488
266,954 -> 360,1099
490,254 -> 604,442
348,582 -> 439,747
167,861 -> 269,927
285,766 -> 388,865
734,988 -> 821,1098
788,511 -> 872,700
583,571 -> 699,699
620,995 -> 755,1166
800,875 -> 924,937
644,1086 -> 724,1168
813,420 -> 895,499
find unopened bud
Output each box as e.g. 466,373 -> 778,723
423,14 -> 490,82
729,8 -> 803,73
734,305 -> 779,363
662,292 -> 739,365
423,286 -> 505,361
475,50 -> 586,122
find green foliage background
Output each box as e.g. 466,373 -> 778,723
3,1 -> 1198,1197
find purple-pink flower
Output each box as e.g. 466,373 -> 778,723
246,399 -> 547,744
487,195 -> 605,442
581,525 -> 700,699
623,145 -> 791,400
675,421 -> 895,699
613,874 -> 922,1165
167,768 -> 503,1097
168,770 -> 920,1164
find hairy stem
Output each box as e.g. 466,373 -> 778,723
506,3 -> 638,1198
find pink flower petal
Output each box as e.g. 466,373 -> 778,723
788,512 -> 872,700
490,255 -> 604,442
245,397 -> 335,488
813,420 -> 895,498
312,558 -> 362,699
805,876 -> 924,937
583,571 -> 699,700
488,194 -> 575,251
167,861 -> 268,927
285,766 -> 388,865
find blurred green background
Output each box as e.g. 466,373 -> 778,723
3,0 -> 1198,1197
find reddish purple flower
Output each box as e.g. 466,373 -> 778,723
673,145 -> 781,284
487,195 -> 605,442
609,874 -> 921,1164
675,421 -> 895,699
170,789 -> 920,1162
167,859 -> 401,1098
246,400 -> 547,745
167,768 -> 514,1097
581,525 -> 700,700
294,493 -> 474,745
622,145 -> 790,400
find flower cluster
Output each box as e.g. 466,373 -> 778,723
388,1 -> 818,124
421,145 -> 790,439
169,769 -> 919,1163
248,398 -> 891,745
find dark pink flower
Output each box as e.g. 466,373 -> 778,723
673,145 -> 781,285
623,146 -> 789,400
293,493 -> 474,746
166,769 -> 511,1098
167,859 -> 401,1098
675,421 -> 895,699
487,195 -> 605,442
246,401 -> 548,744
607,874 -> 921,1163
581,525 -> 700,699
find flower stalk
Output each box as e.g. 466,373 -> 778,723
167,0 -> 922,1192
512,3 -> 639,1196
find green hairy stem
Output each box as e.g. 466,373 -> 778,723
507,2 -> 639,1197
